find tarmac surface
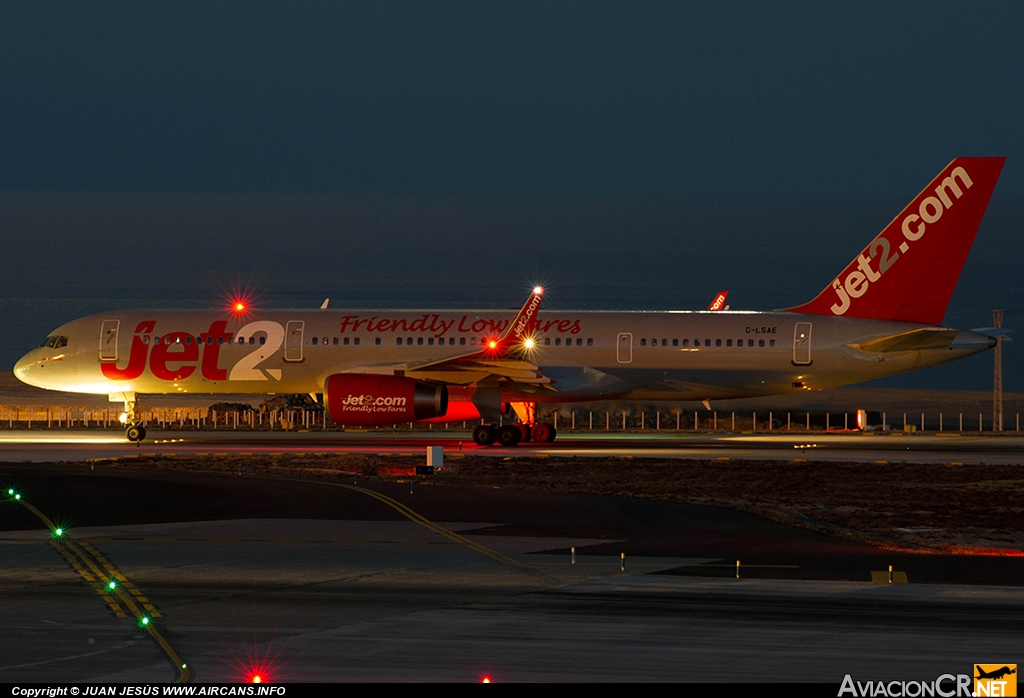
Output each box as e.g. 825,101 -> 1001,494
2,428 -> 1024,464
1,462 -> 1022,683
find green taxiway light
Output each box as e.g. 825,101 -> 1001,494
140,617 -> 150,626
108,580 -> 117,590
15,494 -> 20,500
53,528 -> 63,537
7,489 -> 13,495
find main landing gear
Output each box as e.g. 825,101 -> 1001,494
472,421 -> 556,447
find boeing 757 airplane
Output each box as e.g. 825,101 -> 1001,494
15,157 -> 1005,446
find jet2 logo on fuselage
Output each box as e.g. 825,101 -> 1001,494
100,320 -> 284,383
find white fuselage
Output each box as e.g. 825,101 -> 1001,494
14,308 -> 993,407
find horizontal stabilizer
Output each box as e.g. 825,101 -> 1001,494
847,327 -> 959,353
970,327 -> 1013,338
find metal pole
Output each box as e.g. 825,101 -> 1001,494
994,310 -> 1004,431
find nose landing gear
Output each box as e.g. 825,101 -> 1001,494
125,423 -> 147,442
112,391 -> 146,443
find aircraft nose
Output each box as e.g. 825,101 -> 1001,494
13,349 -> 46,389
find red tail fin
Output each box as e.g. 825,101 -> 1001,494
708,291 -> 729,311
786,157 -> 1005,324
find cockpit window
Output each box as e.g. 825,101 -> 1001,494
40,335 -> 69,349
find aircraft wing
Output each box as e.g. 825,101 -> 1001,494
340,287 -> 554,387
847,327 -> 959,353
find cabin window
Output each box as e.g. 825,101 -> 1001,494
556,338 -> 562,346
544,337 -> 550,346
770,339 -> 776,347
672,339 -> 678,347
639,339 -> 645,347
333,337 -> 339,345
375,337 -> 381,345
748,339 -> 754,347
682,339 -> 689,347
704,339 -> 711,347
587,338 -> 593,346
354,337 -> 360,345
344,337 -> 350,346
259,336 -> 266,345
312,337 -> 318,345
576,338 -> 582,346
396,338 -> 403,345
322,337 -> 328,345
186,336 -> 193,345
460,337 -> 466,346
759,339 -> 765,347
417,337 -> 423,345
726,339 -> 732,347
428,338 -> 434,345
715,339 -> 722,347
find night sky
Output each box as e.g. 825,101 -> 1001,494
1,2 -> 1022,390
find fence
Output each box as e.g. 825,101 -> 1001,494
1,406 -> 1020,433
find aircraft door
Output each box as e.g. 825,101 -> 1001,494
285,321 -> 305,362
616,333 -> 633,363
793,322 -> 812,365
100,320 -> 119,361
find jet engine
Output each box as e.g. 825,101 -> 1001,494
323,374 -> 448,426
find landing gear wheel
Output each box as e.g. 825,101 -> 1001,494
472,424 -> 497,446
497,424 -> 522,446
125,424 -> 146,442
516,423 -> 532,442
530,422 -> 556,443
